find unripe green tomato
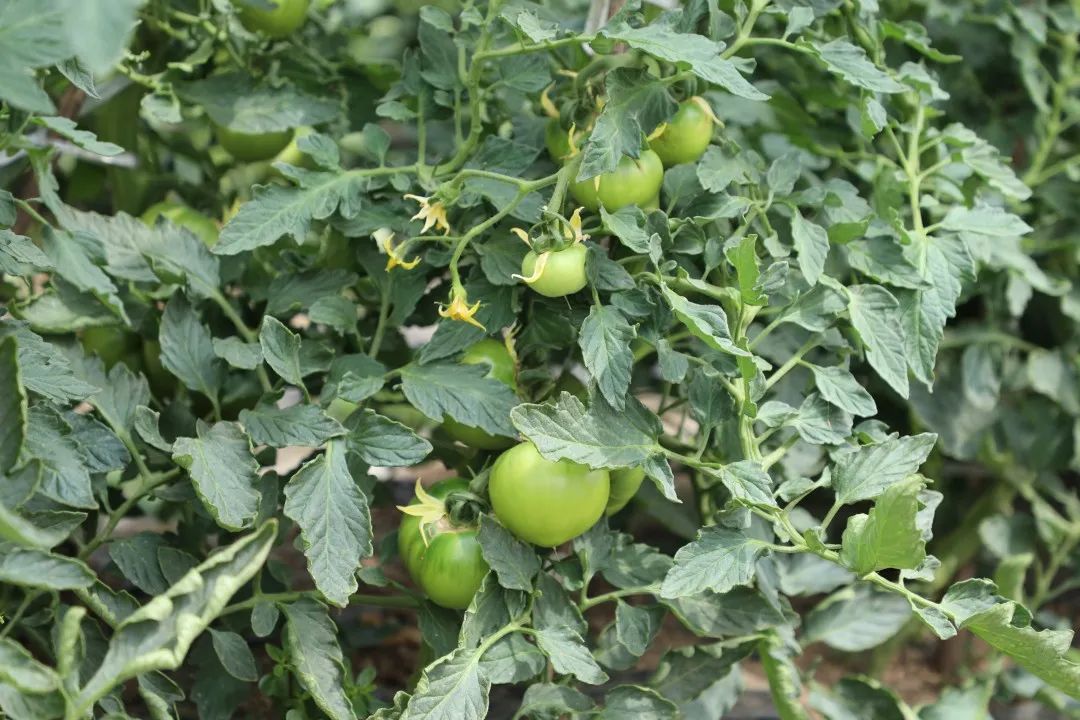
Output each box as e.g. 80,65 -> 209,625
444,339 -> 518,450
273,126 -> 316,171
398,478 -> 489,610
325,398 -> 359,424
80,326 -> 141,371
141,339 -> 177,396
545,118 -> 572,164
141,202 -> 219,247
648,98 -> 714,167
520,243 -> 588,298
570,150 -> 664,211
606,467 -> 645,515
215,123 -> 294,163
232,0 -> 310,38
489,442 -> 609,547
643,193 -> 660,212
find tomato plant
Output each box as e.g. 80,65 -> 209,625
0,0 -> 1078,719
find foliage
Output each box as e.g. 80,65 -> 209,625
0,0 -> 1078,718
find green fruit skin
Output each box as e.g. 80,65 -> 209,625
216,123 -> 294,162
521,243 -> 588,298
399,478 -> 470,576
81,326 -> 141,371
545,118 -> 571,164
233,0 -> 310,37
489,442 -> 610,547
398,478 -> 488,610
605,467 -> 645,515
141,202 -> 219,247
326,398 -> 359,424
417,532 -> 488,609
570,150 -> 664,211
648,100 -> 713,167
141,339 -> 177,396
444,339 -> 518,449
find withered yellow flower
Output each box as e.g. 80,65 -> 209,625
377,230 -> 420,271
438,289 -> 485,330
404,194 -> 451,235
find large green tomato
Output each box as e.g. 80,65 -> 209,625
141,202 -> 219,247
606,467 -> 645,515
215,123 -> 294,162
570,150 -> 663,212
444,339 -> 517,450
520,242 -> 588,298
489,442 -> 609,547
80,326 -> 142,371
545,119 -> 572,164
398,478 -> 489,610
232,0 -> 310,38
648,97 -> 714,167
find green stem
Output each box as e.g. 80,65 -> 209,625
1024,34 -> 1078,187
0,591 -> 40,641
721,0 -> 773,58
579,585 -> 660,611
210,290 -> 273,392
80,470 -> 179,559
763,336 -> 817,390
368,277 -> 393,358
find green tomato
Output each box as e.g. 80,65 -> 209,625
326,398 -> 359,424
444,339 -> 518,450
545,118 -> 572,164
273,126 -> 316,171
489,442 -> 609,547
570,150 -> 663,211
398,478 -> 489,610
232,0 -> 310,38
80,326 -> 141,371
141,339 -> 177,396
648,98 -> 714,167
606,467 -> 645,515
215,123 -> 294,162
520,242 -> 588,298
141,202 -> 219,247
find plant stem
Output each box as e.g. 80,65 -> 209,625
368,277 -> 393,358
80,470 -> 179,559
763,336 -> 817,390
579,585 -> 660,610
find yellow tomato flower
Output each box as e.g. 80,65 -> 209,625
438,288 -> 485,330
377,230 -> 420,271
566,207 -> 588,243
404,194 -> 451,235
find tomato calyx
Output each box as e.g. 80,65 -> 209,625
396,480 -> 484,546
